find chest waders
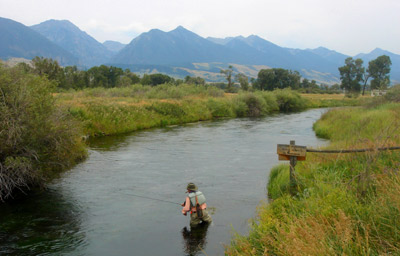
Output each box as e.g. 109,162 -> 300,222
189,191 -> 206,219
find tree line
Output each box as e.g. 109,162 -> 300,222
14,55 -> 392,94
17,57 -> 207,90
338,55 -> 392,96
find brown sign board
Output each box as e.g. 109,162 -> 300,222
277,144 -> 307,161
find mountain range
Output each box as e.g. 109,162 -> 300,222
0,16 -> 399,84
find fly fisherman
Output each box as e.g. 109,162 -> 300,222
181,183 -> 212,227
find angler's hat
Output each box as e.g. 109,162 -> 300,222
186,183 -> 198,191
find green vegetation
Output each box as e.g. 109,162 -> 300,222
0,57 -> 365,200
57,87 -> 312,136
226,86 -> 400,255
0,64 -> 86,201
339,55 -> 392,96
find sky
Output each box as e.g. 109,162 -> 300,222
1,0 -> 399,56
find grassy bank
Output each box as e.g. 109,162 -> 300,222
56,85 -> 359,137
226,92 -> 400,255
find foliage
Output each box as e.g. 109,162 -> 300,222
384,84 -> 400,102
220,65 -> 234,92
368,55 -> 392,90
56,86 -> 316,136
0,64 -> 86,201
235,73 -> 249,91
141,73 -> 173,86
338,57 -> 364,95
256,68 -> 301,91
273,88 -> 307,112
184,76 -> 205,86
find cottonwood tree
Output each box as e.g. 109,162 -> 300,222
369,55 -> 392,90
235,73 -> 249,91
256,68 -> 301,91
220,65 -> 234,91
338,57 -> 364,95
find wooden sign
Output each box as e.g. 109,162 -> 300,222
277,144 -> 307,161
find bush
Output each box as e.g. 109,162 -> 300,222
206,98 -> 235,118
235,93 -> 268,117
385,84 -> 400,102
273,88 -> 308,112
0,65 -> 86,200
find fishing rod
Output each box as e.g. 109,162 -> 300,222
124,193 -> 182,206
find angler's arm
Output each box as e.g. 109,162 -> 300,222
182,197 -> 191,215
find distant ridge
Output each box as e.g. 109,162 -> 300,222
31,19 -> 113,67
0,17 -> 78,66
111,26 -> 245,65
1,17 -> 399,84
103,40 -> 126,53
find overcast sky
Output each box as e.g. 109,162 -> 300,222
1,0 -> 399,55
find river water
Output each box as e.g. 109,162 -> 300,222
0,108 -> 328,256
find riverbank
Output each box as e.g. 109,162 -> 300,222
55,85 -> 361,137
226,88 -> 400,255
0,63 -> 361,201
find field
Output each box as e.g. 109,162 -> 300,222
226,92 -> 400,255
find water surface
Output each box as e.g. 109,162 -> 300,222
0,109 -> 328,255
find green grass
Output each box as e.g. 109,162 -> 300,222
226,99 -> 400,255
57,85 -> 329,136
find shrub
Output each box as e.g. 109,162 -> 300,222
206,98 -> 235,118
235,93 -> 268,117
273,88 -> 308,112
0,65 -> 86,200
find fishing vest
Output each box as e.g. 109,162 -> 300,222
188,191 -> 206,207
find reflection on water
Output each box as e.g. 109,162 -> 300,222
0,109 -> 328,255
181,223 -> 210,256
0,189 -> 85,255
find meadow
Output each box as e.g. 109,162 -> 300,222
226,86 -> 400,255
55,84 -> 361,137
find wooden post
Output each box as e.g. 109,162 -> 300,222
289,140 -> 297,192
277,140 -> 306,195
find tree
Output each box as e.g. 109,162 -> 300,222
256,68 -> 301,91
32,56 -> 64,85
301,78 -> 310,88
368,55 -> 392,90
123,69 -> 141,84
141,73 -> 173,86
87,65 -> 124,88
235,73 -> 249,91
338,57 -> 364,95
220,65 -> 234,91
184,76 -> 206,86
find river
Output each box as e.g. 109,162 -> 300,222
0,108 -> 328,256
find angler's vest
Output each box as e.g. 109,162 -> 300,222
188,191 -> 206,207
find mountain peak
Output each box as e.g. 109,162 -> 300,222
33,19 -> 79,31
172,25 -> 187,31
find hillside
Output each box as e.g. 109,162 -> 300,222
31,20 -> 113,67
0,17 -> 78,66
103,40 -> 126,53
111,26 -> 245,65
1,17 -> 399,84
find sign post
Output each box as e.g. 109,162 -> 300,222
277,140 -> 306,193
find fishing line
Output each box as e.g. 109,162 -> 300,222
124,193 -> 181,205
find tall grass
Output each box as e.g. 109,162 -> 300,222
57,85 -> 315,136
226,97 -> 400,255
